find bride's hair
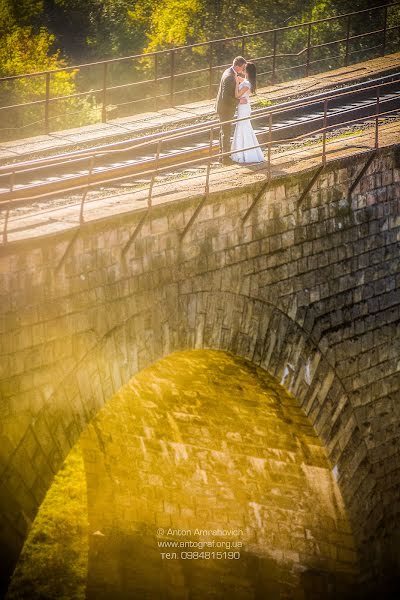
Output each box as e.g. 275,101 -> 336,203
245,62 -> 257,93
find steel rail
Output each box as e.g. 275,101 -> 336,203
0,86 -> 394,181
0,89 -> 397,205
0,76 -> 398,209
2,71 -> 399,179
11,117 -> 399,230
0,92 -> 388,185
1,103 -> 398,214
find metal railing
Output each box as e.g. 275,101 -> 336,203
1,75 -> 399,248
0,2 -> 399,140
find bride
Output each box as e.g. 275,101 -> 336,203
231,62 -> 265,163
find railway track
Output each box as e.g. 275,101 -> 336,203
1,72 -> 399,207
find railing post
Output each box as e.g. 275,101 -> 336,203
149,140 -> 161,207
4,172 -> 15,243
241,36 -> 245,56
80,154 -> 95,223
9,170 -> 15,193
306,23 -> 312,77
375,87 -> 380,149
2,207 -> 10,244
205,126 -> 214,195
271,30 -> 278,83
322,98 -> 328,166
382,5 -> 388,56
170,49 -> 175,107
345,15 -> 351,67
101,63 -> 108,123
268,113 -> 272,181
44,72 -> 50,134
208,43 -> 213,100
154,53 -> 158,110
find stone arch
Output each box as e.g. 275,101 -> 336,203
81,348 -> 359,600
0,290 -> 373,594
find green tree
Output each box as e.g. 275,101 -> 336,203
0,26 -> 96,139
0,0 -> 44,33
129,0 -> 319,52
131,0 -> 201,51
42,0 -> 146,60
1,0 -> 396,137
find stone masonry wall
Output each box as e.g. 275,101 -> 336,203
82,350 -> 358,600
0,143 -> 399,596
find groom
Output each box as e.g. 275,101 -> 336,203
215,56 -> 247,165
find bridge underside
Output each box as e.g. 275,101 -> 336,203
9,350 -> 359,600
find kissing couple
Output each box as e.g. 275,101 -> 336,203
215,56 -> 265,166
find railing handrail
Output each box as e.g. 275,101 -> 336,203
0,1 -> 398,82
1,99 -> 396,213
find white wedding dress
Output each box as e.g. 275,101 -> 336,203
231,79 -> 265,163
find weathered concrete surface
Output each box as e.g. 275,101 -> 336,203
0,142 -> 399,597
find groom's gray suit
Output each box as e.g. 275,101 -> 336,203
215,67 -> 239,160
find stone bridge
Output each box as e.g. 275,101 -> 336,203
0,144 -> 399,598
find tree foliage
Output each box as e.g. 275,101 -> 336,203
130,0 -> 201,51
42,0 -> 145,59
0,0 -> 44,34
2,0 -> 396,72
0,4 -> 96,138
129,0 -> 320,52
0,0 -> 398,138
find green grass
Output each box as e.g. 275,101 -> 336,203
297,127 -> 366,149
332,128 -> 365,139
253,97 -> 274,108
6,445 -> 88,600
